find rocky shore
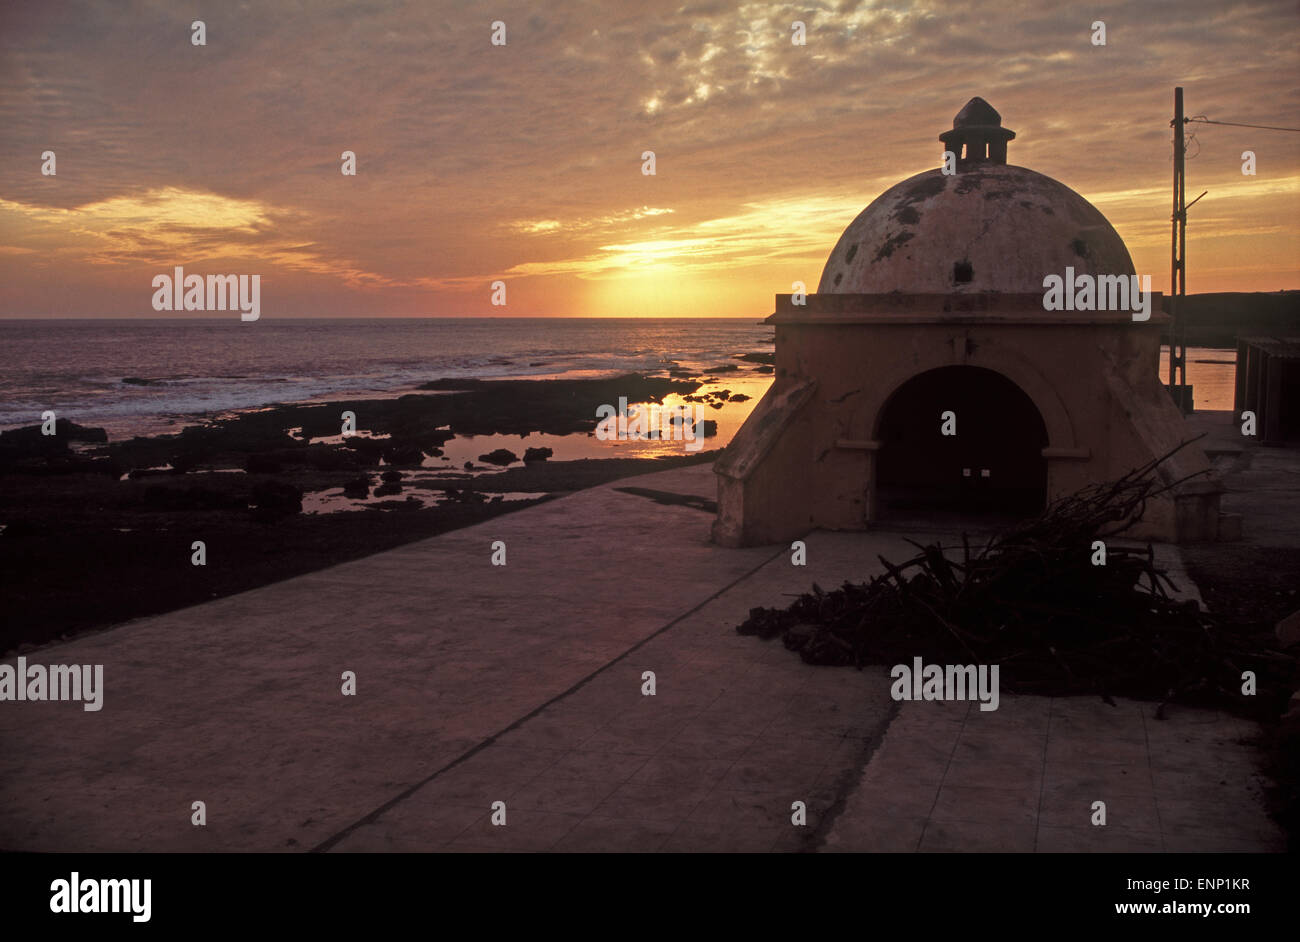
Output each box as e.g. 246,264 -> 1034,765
0,373 -> 731,652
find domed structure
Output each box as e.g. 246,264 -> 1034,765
818,99 -> 1134,295
818,166 -> 1136,295
712,97 -> 1231,548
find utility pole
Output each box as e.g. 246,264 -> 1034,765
1169,86 -> 1187,410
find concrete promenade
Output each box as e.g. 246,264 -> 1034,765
0,462 -> 1285,852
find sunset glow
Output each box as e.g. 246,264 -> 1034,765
1,0 -> 1297,317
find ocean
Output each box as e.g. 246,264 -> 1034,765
0,318 -> 1236,444
0,318 -> 774,441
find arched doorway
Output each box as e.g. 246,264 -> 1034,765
874,365 -> 1048,520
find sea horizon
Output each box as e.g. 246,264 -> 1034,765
0,316 -> 778,441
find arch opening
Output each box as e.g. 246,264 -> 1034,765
874,365 -> 1048,521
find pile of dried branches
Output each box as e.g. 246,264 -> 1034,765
737,442 -> 1294,717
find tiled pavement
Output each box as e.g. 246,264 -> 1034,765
825,694 -> 1281,853
0,463 -> 1286,852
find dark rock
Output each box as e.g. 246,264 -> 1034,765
244,453 -> 283,474
522,446 -> 553,463
699,420 -> 718,436
756,365 -> 775,374
382,443 -> 425,466
342,476 -> 370,499
381,470 -> 405,483
90,457 -> 127,477
0,418 -> 107,452
303,446 -> 367,471
249,480 -> 303,516
169,452 -> 202,473
341,437 -> 386,459
142,484 -> 245,511
445,488 -> 486,503
729,393 -> 751,402
374,482 -> 403,497
463,461 -> 475,470
121,377 -> 160,386
734,352 -> 775,365
2,519 -> 38,539
128,467 -> 175,480
478,448 -> 518,466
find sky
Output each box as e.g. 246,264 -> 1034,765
1,0 -> 1298,318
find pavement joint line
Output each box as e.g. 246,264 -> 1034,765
1032,698 -> 1055,852
310,540 -> 791,853
1139,702 -> 1168,852
915,699 -> 973,851
807,696 -> 900,852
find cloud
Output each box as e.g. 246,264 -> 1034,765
0,0 -> 1296,314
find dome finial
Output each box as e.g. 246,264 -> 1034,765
939,97 -> 1016,166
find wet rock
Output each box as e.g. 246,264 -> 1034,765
734,352 -> 775,365
523,447 -> 553,463
478,448 -> 518,466
381,470 -> 405,483
729,393 -> 751,402
374,482 -> 403,497
121,377 -> 160,386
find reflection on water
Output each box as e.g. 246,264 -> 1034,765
425,371 -> 774,467
302,481 -> 548,514
1158,346 -> 1236,411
